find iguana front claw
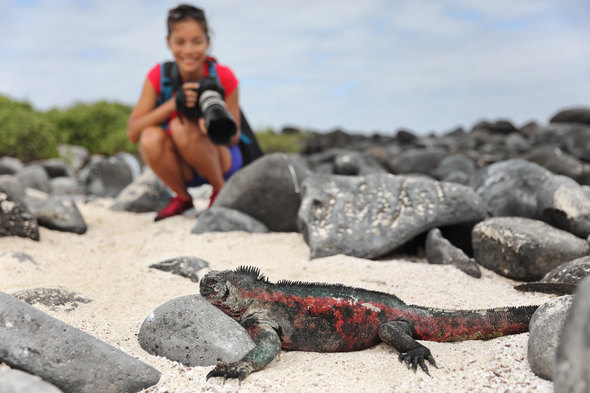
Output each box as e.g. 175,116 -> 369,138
206,360 -> 251,383
398,345 -> 438,376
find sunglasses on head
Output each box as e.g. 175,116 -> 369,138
168,7 -> 205,21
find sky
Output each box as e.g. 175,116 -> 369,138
1,0 -> 589,135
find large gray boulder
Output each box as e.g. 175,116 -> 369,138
0,292 -> 160,393
0,175 -> 25,200
138,294 -> 255,366
110,168 -> 170,213
471,119 -> 518,135
304,148 -> 387,176
37,158 -> 74,179
15,165 -> 51,194
531,123 -> 590,164
425,228 -> 481,278
528,296 -> 574,380
0,157 -> 24,175
0,368 -> 64,393
472,217 -> 590,281
561,124 -> 590,162
191,206 -> 269,234
550,107 -> 590,126
298,173 -> 487,259
525,145 -> 586,184
536,175 -> 590,238
0,190 -> 39,241
50,177 -> 85,196
531,123 -> 584,148
505,132 -> 531,154
554,276 -> 590,393
302,129 -> 387,154
387,147 -> 447,175
541,255 -> 590,285
83,153 -> 140,198
57,144 -> 90,172
334,150 -> 370,175
471,159 -> 552,218
515,255 -> 590,295
24,195 -> 87,234
430,154 -> 476,185
215,153 -> 310,232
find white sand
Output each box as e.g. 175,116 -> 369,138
0,199 -> 555,393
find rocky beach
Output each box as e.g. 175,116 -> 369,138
2,106 -> 590,392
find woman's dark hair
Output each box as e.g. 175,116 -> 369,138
167,4 -> 209,39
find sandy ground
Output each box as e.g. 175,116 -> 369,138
0,198 -> 555,393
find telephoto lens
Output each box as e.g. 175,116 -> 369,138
194,76 -> 237,145
198,89 -> 237,145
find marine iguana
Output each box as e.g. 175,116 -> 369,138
200,266 -> 537,381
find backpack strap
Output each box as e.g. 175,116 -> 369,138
205,58 -> 220,84
158,61 -> 177,104
157,61 -> 179,130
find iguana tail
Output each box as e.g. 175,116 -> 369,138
404,305 -> 538,342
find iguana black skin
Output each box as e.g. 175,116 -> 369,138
200,266 -> 538,382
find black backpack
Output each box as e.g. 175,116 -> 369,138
157,60 -> 263,167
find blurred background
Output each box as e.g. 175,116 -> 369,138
1,0 -> 589,159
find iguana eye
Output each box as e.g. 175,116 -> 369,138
221,286 -> 230,301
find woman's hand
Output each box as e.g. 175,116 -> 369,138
181,81 -> 200,108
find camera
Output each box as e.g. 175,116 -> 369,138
175,76 -> 237,145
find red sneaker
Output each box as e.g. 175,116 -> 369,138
208,189 -> 219,208
154,195 -> 194,221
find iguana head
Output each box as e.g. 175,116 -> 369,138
200,267 -> 261,318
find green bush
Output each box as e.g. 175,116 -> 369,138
47,101 -> 136,156
0,93 -> 312,161
0,95 -> 58,162
255,128 -> 311,154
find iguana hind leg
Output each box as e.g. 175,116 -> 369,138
378,319 -> 438,376
207,317 -> 281,382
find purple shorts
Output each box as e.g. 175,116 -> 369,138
187,145 -> 243,187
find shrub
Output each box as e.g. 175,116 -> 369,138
47,101 -> 136,155
0,93 -> 312,160
0,95 -> 58,162
255,128 -> 311,154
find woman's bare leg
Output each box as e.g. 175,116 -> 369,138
138,126 -> 192,199
168,118 -> 231,191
